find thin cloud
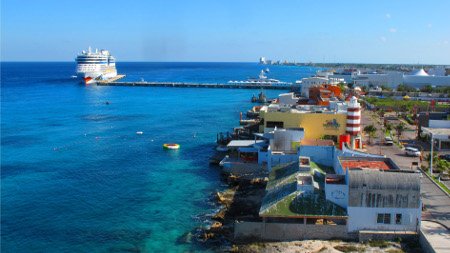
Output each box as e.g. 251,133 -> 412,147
385,13 -> 391,19
389,28 -> 397,33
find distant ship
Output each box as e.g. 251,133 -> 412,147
76,47 -> 117,84
228,70 -> 290,87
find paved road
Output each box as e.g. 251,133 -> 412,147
421,221 -> 450,253
362,110 -> 450,229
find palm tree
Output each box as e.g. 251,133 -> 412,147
395,123 -> 406,142
385,123 -> 393,137
364,125 -> 377,144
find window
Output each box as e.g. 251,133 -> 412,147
384,214 -> 391,224
395,214 -> 402,224
266,121 -> 284,128
377,213 -> 391,224
377,214 -> 384,224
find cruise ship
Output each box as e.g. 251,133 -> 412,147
228,69 -> 290,87
76,47 -> 117,84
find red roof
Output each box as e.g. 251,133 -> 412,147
341,160 -> 391,171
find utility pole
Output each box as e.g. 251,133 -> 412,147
429,133 -> 433,175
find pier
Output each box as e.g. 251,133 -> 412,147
96,80 -> 293,90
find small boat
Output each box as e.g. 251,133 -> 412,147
136,131 -> 144,135
163,143 -> 180,150
216,145 -> 229,152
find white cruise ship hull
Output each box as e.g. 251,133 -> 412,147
77,70 -> 117,84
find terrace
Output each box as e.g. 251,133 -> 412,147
259,160 -> 347,219
338,157 -> 400,173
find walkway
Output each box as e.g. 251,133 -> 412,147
421,221 -> 450,253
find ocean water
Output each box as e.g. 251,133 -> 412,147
1,62 -> 317,252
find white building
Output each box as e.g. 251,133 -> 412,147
346,170 -> 421,232
278,92 -> 299,107
325,157 -> 422,233
403,68 -> 450,86
352,68 -> 450,87
353,71 -> 404,87
297,76 -> 344,97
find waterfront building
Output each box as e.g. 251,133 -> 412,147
297,76 -> 344,97
331,157 -> 422,232
258,96 -> 362,149
235,155 -> 421,241
308,84 -> 343,106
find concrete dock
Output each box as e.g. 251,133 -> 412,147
97,74 -> 126,83
96,81 -> 293,90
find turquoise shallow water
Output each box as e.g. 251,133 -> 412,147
1,62 -> 317,252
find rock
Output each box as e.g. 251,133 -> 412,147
210,221 -> 223,230
212,208 -> 226,221
216,192 -> 225,202
176,231 -> 193,244
202,232 -> 215,241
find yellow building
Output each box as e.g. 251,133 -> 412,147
259,107 -> 348,140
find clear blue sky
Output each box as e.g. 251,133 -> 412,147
1,0 -> 450,64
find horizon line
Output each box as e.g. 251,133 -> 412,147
1,60 -> 449,66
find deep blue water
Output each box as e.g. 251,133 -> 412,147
1,62 -> 317,252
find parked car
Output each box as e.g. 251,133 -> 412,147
405,147 -> 421,157
438,154 -> 450,162
384,137 -> 394,146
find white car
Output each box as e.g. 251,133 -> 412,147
384,137 -> 394,146
405,147 -> 421,157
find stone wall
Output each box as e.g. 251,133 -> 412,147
234,221 -> 353,241
358,230 -> 417,242
298,145 -> 335,167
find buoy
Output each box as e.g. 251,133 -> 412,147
136,131 -> 144,135
163,143 -> 180,150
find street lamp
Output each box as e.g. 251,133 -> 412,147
429,133 -> 433,175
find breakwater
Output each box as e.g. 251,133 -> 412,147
97,81 -> 293,90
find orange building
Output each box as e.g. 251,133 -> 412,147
309,84 -> 343,106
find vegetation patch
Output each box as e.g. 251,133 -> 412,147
368,240 -> 390,248
334,244 -> 365,252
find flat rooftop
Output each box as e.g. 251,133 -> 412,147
227,140 -> 264,148
422,127 -> 450,139
339,157 -> 400,172
300,139 -> 335,146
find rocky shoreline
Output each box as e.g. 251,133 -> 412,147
178,168 -> 423,252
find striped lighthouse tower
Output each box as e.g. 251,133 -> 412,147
346,96 -> 361,148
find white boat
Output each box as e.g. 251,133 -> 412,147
228,70 -> 289,86
75,46 -> 117,84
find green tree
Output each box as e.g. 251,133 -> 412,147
364,125 -> 377,144
397,84 -> 416,92
420,84 -> 433,93
380,85 -> 392,91
385,123 -> 393,134
395,123 -> 406,141
338,82 -> 346,93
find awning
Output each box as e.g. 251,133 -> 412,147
422,127 -> 450,140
